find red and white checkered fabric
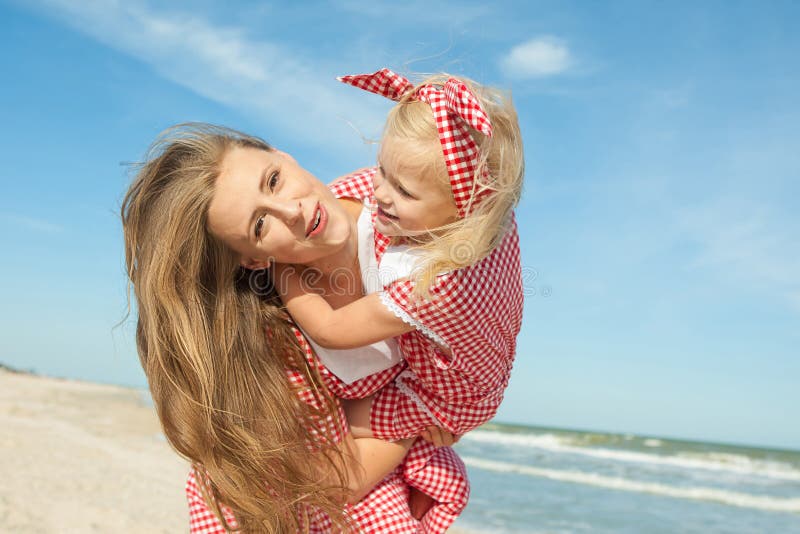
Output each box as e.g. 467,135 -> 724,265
337,69 -> 413,101
339,68 -> 493,216
373,222 -> 523,438
331,169 -> 524,439
397,440 -> 469,533
186,469 -> 240,533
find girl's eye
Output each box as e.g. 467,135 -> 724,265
399,186 -> 414,198
255,216 -> 265,239
268,171 -> 279,191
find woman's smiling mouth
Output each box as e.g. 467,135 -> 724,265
306,202 -> 327,238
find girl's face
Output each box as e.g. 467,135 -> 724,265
208,147 -> 352,268
373,136 -> 459,238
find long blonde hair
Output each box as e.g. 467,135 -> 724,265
121,123 -> 349,532
383,74 -> 524,296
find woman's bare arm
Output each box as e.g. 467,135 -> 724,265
322,433 -> 414,504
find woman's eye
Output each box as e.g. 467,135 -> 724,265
255,216 -> 264,239
268,171 -> 279,191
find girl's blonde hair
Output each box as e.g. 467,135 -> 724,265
383,74 -> 524,296
121,123 -> 349,532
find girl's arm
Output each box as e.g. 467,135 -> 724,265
276,265 -> 414,350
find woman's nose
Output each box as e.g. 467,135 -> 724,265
270,200 -> 302,225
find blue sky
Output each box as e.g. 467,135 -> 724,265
1,0 -> 798,450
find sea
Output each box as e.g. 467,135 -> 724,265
450,422 -> 800,533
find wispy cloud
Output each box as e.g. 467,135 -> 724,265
501,36 -> 572,79
29,0 -> 389,153
789,292 -> 800,312
677,198 -> 800,308
333,0 -> 488,27
1,212 -> 65,234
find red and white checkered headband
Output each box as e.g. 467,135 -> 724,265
338,68 -> 493,217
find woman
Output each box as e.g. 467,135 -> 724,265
122,123 -> 467,532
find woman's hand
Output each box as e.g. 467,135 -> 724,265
420,426 -> 460,447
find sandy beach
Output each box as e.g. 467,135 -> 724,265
0,368 -> 189,533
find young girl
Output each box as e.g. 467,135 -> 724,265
279,68 -> 524,444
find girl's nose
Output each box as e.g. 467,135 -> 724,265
373,180 -> 392,206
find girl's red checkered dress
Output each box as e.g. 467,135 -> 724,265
329,169 -> 524,440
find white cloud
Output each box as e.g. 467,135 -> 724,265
677,199 -> 800,301
501,36 -> 571,78
29,0 -> 389,153
789,292 -> 800,313
1,213 -> 64,234
334,0 -> 488,26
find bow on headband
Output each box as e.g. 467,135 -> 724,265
338,68 -> 493,217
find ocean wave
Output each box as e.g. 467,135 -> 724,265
462,456 -> 800,513
462,430 -> 800,482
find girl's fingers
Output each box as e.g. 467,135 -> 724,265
421,426 -> 461,447
424,426 -> 445,447
432,427 -> 444,446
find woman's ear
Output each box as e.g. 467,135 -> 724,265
241,257 -> 272,270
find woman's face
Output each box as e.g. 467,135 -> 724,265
208,147 -> 352,268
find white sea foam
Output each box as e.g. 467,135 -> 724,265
462,456 -> 800,513
462,430 -> 800,482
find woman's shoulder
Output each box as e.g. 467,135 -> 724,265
327,167 -> 377,201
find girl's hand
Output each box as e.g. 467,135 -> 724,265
420,426 -> 460,447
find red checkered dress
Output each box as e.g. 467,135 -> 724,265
331,169 -> 524,440
185,172 -> 470,533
